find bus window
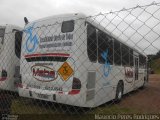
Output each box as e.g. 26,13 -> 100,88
15,31 -> 23,58
0,28 -> 5,44
0,28 -> 5,53
114,40 -> 121,65
129,49 -> 134,66
139,55 -> 146,68
139,55 -> 142,67
98,30 -> 113,64
61,20 -> 74,33
87,24 -> 97,62
1,69 -> 7,78
122,44 -> 129,66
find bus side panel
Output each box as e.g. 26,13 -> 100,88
0,26 -> 20,92
93,66 -> 122,107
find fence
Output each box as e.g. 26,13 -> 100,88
0,2 -> 160,120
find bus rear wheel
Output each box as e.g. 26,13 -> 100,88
141,77 -> 147,89
115,81 -> 123,103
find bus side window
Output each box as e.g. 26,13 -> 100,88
15,31 -> 23,59
139,55 -> 146,68
98,30 -> 113,64
0,29 -> 5,44
0,37 -> 2,51
139,55 -> 142,68
0,29 -> 4,41
0,28 -> 5,53
114,40 -> 121,65
122,44 -> 130,66
129,49 -> 134,66
87,24 -> 97,62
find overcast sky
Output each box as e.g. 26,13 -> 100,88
0,0 -> 160,27
1,0 -> 160,54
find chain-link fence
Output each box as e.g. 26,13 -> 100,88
0,2 -> 160,120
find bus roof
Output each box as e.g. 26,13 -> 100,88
25,13 -> 147,57
26,13 -> 86,27
0,24 -> 22,30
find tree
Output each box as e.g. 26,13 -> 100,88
154,50 -> 160,59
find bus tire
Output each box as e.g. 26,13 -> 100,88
115,81 -> 124,103
141,77 -> 147,89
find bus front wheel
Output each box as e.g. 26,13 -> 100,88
115,81 -> 124,103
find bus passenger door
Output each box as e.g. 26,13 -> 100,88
134,55 -> 139,89
86,71 -> 96,101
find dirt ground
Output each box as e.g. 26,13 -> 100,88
118,74 -> 160,113
2,74 -> 160,115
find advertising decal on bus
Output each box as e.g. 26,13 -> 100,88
31,65 -> 58,82
39,33 -> 73,49
124,67 -> 134,83
24,23 -> 38,53
125,67 -> 133,78
101,49 -> 111,77
30,62 -> 74,82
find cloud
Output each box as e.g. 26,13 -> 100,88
1,0 -> 159,27
0,0 -> 160,54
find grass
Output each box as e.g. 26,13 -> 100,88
91,104 -> 137,114
10,97 -> 138,120
11,98 -> 137,114
11,98 -> 58,114
151,58 -> 160,74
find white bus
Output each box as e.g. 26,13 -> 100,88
0,25 -> 22,92
18,13 -> 148,107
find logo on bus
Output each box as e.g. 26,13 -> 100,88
24,23 -> 38,53
125,67 -> 133,78
31,65 -> 58,82
101,49 -> 111,77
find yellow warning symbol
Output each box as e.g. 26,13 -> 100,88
58,62 -> 74,81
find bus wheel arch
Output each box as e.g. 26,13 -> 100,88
115,80 -> 124,103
